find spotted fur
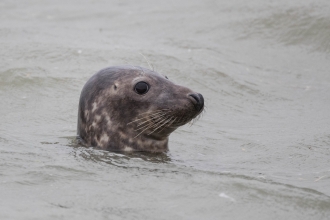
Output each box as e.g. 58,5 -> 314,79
77,66 -> 204,152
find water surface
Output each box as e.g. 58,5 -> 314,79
1,0 -> 330,219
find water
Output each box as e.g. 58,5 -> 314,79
1,0 -> 330,219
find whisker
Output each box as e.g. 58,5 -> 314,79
167,115 -> 188,128
188,119 -> 194,127
148,117 -> 173,135
133,115 -> 169,138
133,124 -> 154,138
134,113 -> 168,131
136,109 -> 170,116
165,116 -> 175,127
136,112 -> 168,127
157,117 -> 175,133
149,115 -> 170,128
139,52 -> 154,71
134,122 -> 152,131
177,114 -> 185,123
138,66 -> 146,75
127,116 -> 149,125
127,111 -> 168,125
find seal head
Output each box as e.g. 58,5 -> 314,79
77,66 -> 204,152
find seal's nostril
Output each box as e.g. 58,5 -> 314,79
189,94 -> 200,104
189,93 -> 204,111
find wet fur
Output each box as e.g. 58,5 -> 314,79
77,66 -> 203,152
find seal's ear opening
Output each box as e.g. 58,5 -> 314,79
134,81 -> 149,95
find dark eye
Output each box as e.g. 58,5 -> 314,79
134,81 -> 149,95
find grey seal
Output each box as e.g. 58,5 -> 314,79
77,66 -> 204,152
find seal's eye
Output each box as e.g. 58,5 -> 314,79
134,81 -> 149,95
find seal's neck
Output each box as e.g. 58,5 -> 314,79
123,135 -> 169,153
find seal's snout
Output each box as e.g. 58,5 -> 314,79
189,93 -> 204,112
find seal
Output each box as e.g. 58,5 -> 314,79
77,66 -> 204,152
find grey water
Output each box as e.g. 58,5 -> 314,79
1,0 -> 330,219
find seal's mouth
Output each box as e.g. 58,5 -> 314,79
127,93 -> 204,138
152,104 -> 203,128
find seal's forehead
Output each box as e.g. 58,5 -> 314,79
131,71 -> 170,86
112,66 -> 167,81
133,66 -> 165,78
95,66 -> 170,87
